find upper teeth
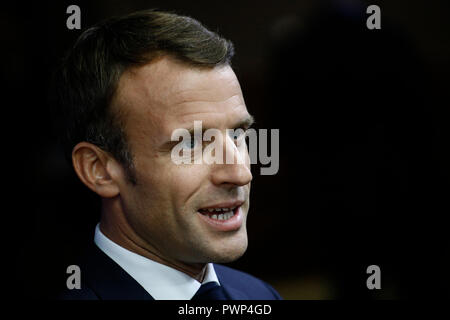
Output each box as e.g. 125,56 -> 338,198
201,206 -> 237,220
207,206 -> 236,213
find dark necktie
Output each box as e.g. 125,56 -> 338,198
191,282 -> 229,300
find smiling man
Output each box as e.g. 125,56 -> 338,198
55,9 -> 282,300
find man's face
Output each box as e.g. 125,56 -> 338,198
111,56 -> 253,264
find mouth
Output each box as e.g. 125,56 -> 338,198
197,201 -> 244,231
198,205 -> 238,220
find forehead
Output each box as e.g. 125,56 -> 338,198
113,56 -> 249,141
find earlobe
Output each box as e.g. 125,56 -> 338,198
72,142 -> 120,198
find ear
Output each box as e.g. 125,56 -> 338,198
72,142 -> 122,198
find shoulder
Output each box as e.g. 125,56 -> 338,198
213,264 -> 282,300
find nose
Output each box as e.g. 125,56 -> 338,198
210,134 -> 253,187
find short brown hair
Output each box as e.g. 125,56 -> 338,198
53,9 -> 235,184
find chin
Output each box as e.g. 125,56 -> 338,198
208,235 -> 248,263
212,251 -> 246,263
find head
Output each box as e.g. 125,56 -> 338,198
55,10 -> 253,267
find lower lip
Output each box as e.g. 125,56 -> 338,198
197,206 -> 243,231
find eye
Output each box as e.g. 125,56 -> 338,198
181,135 -> 200,150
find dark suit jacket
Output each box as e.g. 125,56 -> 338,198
58,243 -> 282,300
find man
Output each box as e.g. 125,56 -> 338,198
55,9 -> 281,300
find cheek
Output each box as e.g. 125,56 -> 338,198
133,150 -> 213,214
166,164 -> 210,207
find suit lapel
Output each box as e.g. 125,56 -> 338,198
81,243 -> 154,300
214,264 -> 249,300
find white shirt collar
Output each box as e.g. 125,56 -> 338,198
93,223 -> 220,300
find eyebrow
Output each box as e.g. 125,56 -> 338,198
185,114 -> 255,136
160,114 -> 255,151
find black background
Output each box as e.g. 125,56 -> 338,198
2,0 -> 449,299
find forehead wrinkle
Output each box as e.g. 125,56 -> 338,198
176,106 -> 249,131
176,103 -> 247,120
174,97 -> 247,128
173,93 -> 243,109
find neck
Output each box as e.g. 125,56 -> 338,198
100,198 -> 207,282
